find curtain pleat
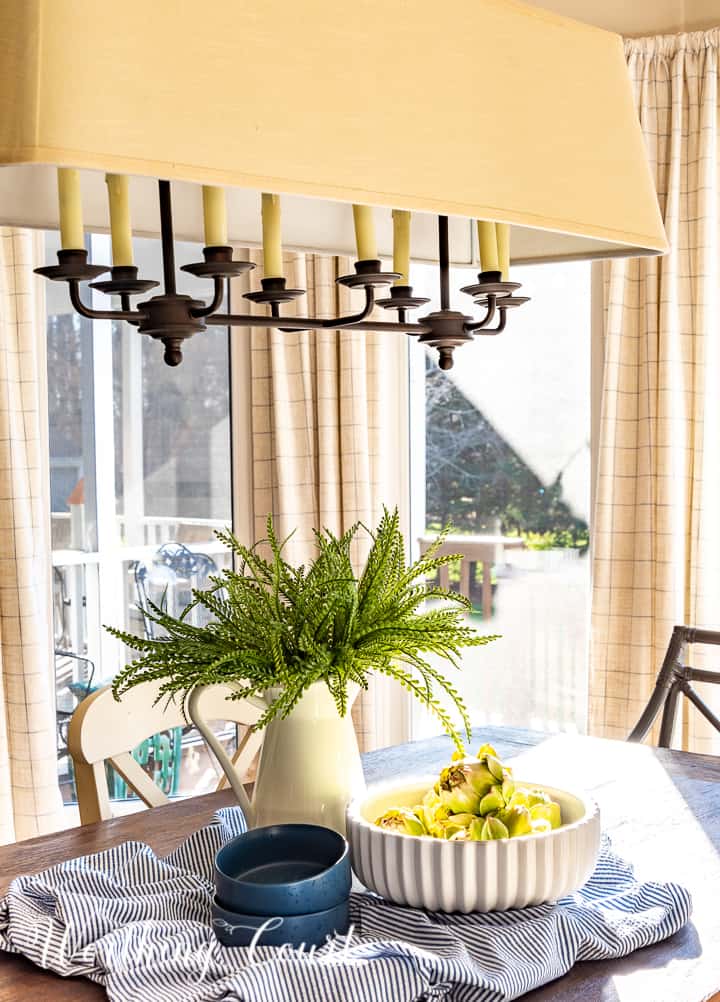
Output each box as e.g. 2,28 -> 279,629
590,30 -> 720,750
0,228 -> 63,841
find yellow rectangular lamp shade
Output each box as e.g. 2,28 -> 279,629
0,0 -> 666,261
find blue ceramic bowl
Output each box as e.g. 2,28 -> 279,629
214,824 -> 351,917
211,896 -> 350,948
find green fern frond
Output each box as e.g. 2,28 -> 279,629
107,507 -> 497,746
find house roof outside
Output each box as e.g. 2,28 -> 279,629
412,259 -> 591,525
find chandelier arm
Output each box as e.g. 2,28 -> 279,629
209,312 -> 430,334
320,284 -> 375,327
463,295 -> 498,332
68,281 -> 142,323
475,308 -> 508,335
321,317 -> 430,333
190,277 -> 225,319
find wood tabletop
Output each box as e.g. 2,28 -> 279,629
1,727 -> 719,1001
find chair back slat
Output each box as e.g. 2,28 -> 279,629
108,751 -> 169,809
628,624 -> 720,748
187,683 -> 266,727
68,679 -> 266,824
68,681 -> 186,766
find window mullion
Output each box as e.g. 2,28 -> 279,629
89,233 -> 123,679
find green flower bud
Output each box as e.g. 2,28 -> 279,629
526,789 -> 551,807
404,812 -> 428,837
501,774 -> 515,802
441,760 -> 496,800
497,804 -> 533,837
432,813 -> 474,839
425,804 -> 451,831
480,816 -> 509,840
375,808 -> 427,836
440,785 -> 480,815
486,755 -> 505,783
444,816 -> 473,839
478,785 -> 506,816
468,817 -> 485,840
508,788 -> 529,808
476,742 -> 498,759
468,815 -> 510,841
422,789 -> 450,827
438,765 -> 482,813
446,812 -> 476,827
413,803 -> 431,830
529,801 -> 562,830
421,787 -> 442,815
424,802 -> 454,838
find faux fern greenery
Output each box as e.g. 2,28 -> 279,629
109,507 -> 497,752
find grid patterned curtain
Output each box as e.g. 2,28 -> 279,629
0,228 -> 62,842
590,30 -> 720,750
241,250 -> 405,752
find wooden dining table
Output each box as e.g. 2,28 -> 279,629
1,726 -> 719,1001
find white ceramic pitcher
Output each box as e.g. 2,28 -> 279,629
188,681 -> 365,836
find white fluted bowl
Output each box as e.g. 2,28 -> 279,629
346,776 -> 601,912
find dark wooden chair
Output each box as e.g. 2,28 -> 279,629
628,625 -> 720,747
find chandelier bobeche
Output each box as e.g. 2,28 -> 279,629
36,172 -> 529,370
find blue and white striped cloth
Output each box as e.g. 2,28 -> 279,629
0,807 -> 690,1002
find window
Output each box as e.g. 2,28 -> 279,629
47,231 -> 235,809
410,260 -> 591,737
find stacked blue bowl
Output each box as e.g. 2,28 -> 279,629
212,824 -> 351,948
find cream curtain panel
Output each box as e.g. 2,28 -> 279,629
0,228 -> 62,842
241,250 -> 407,752
591,30 -> 720,750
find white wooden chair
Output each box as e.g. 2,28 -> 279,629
67,680 -> 265,824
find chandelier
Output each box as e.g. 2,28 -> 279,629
36,172 -> 528,370
2,0 -> 667,345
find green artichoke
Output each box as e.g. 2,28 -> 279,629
375,808 -> 427,836
437,765 -> 483,814
525,789 -> 551,807
435,812 -> 476,839
478,785 -> 506,816
529,801 -> 562,829
417,788 -> 443,827
372,743 -> 564,843
438,755 -> 500,808
497,804 -> 533,837
469,815 -> 509,840
501,773 -> 515,801
424,803 -> 454,838
422,786 -> 442,810
507,788 -> 528,808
